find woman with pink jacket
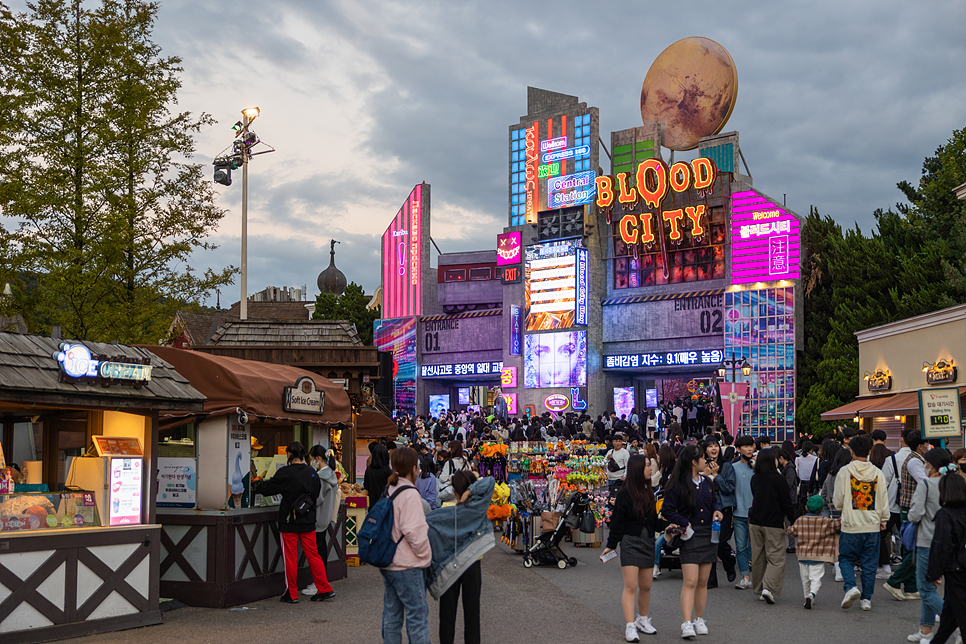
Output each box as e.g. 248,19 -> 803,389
381,446 -> 432,644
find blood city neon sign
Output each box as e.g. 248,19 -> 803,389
596,158 -> 717,245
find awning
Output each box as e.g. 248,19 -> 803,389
821,386 -> 966,421
143,346 -> 351,426
858,392 -> 920,418
821,397 -> 880,421
356,409 -> 398,439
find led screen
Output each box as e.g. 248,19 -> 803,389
524,330 -> 587,389
428,394 -> 450,417
730,189 -> 801,285
645,388 -> 659,408
614,387 -> 635,419
525,239 -> 588,331
458,388 -> 470,405
723,286 -> 796,442
496,232 -> 522,266
381,184 -> 428,318
509,113 -> 595,227
373,317 -> 417,414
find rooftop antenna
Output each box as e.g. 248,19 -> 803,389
216,288 -> 221,310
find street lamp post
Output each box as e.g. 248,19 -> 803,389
716,352 -> 752,434
212,107 -> 274,321
717,352 -> 752,383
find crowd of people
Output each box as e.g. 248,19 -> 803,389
254,403 -> 966,644
604,427 -> 966,642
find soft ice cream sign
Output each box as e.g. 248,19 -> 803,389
283,376 -> 325,414
730,189 -> 801,285
55,343 -> 153,385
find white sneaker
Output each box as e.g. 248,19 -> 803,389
860,599 -> 872,611
653,568 -> 661,578
301,583 -> 318,596
693,618 -> 708,635
761,588 -> 776,604
908,628 -> 928,642
834,563 -> 844,582
625,622 -> 641,642
681,621 -> 696,639
842,586 -> 861,609
735,577 -> 752,590
635,615 -> 657,635
919,630 -> 935,643
883,583 -> 907,601
876,566 -> 892,579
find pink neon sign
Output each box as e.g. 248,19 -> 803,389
382,184 -> 427,318
496,231 -> 522,266
730,189 -> 800,285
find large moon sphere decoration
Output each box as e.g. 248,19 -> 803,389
640,37 -> 738,151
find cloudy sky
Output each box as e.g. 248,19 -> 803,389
90,1 -> 966,303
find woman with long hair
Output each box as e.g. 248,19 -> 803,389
870,442 -> 901,577
925,465 -> 966,644
380,446 -> 432,644
602,455 -> 664,641
658,443 -> 677,491
365,443 -> 392,505
822,449 -> 853,520
661,445 -> 722,639
906,448 -> 950,642
748,448 -> 794,603
415,456 -> 438,511
644,443 -> 661,489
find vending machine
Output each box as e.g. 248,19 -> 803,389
66,437 -> 144,527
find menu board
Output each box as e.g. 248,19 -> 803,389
109,458 -> 142,526
94,436 -> 143,457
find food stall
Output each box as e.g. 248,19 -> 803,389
143,347 -> 351,608
0,332 -> 206,643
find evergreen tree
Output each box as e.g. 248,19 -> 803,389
0,0 -> 234,342
312,282 -> 380,345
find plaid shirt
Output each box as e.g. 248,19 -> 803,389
787,514 -> 841,563
899,452 -> 923,509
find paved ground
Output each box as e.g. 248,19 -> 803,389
69,542 -> 925,644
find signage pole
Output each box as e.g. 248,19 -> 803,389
240,113 -> 249,321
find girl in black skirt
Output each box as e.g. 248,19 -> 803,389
603,455 -> 666,642
662,445 -> 723,640
925,466 -> 966,644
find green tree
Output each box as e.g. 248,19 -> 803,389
312,282 -> 380,345
0,0 -> 234,342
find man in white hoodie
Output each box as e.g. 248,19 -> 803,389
833,433 -> 890,611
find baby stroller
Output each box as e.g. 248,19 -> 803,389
522,491 -> 589,569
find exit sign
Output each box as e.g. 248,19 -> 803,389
501,265 -> 522,284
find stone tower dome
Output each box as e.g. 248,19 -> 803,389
317,239 -> 347,296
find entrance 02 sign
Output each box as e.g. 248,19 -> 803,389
918,388 -> 963,439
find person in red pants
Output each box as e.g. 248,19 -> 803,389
255,442 -> 334,603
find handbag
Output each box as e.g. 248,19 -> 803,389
899,521 -> 917,551
579,509 -> 596,534
607,458 -> 621,473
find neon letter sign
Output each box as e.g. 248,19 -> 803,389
525,122 -> 539,224
619,214 -> 639,244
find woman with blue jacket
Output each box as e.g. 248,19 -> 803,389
424,472 -> 495,644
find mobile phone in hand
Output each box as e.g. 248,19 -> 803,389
600,550 -> 618,563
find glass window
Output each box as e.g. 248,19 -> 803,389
443,268 -> 466,282
469,267 -> 492,281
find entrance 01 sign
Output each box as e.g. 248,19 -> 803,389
918,388 -> 962,439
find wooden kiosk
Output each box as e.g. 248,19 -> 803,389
0,333 -> 206,643
143,347 -> 352,608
